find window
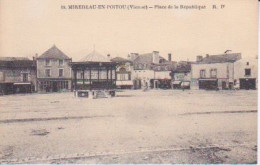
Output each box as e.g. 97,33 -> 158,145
59,69 -> 63,77
59,60 -> 64,66
246,62 -> 249,66
200,69 -> 206,78
45,59 -> 50,66
22,73 -> 28,82
138,64 -> 142,69
245,69 -> 251,76
210,69 -> 217,78
120,74 -> 126,80
0,71 -> 5,81
45,69 -> 51,77
80,72 -> 84,79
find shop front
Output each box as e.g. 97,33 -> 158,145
37,79 -> 70,92
198,79 -> 218,90
239,78 -> 256,90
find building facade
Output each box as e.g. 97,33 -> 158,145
36,45 -> 72,92
171,61 -> 192,89
234,57 -> 258,89
0,57 -> 36,95
191,53 -> 241,90
111,57 -> 133,89
130,51 -> 176,89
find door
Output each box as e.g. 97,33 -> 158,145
228,82 -> 233,89
53,81 -> 58,92
134,79 -> 141,89
222,81 -> 227,90
154,80 -> 159,89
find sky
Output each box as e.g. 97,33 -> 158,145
0,0 -> 258,61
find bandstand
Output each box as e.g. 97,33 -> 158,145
70,51 -> 117,98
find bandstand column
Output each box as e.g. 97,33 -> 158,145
98,67 -> 100,82
82,69 -> 85,87
89,67 -> 92,90
73,68 -> 77,90
106,67 -> 109,89
110,67 -> 113,89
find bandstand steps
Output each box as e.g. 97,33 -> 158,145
95,91 -> 108,99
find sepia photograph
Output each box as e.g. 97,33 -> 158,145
0,0 -> 258,164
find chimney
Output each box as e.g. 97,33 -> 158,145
130,53 -> 139,61
152,51 -> 159,64
107,54 -> 111,60
196,55 -> 203,62
127,54 -> 131,60
33,53 -> 38,61
168,53 -> 172,61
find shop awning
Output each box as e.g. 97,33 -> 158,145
14,82 -> 31,85
116,81 -> 133,86
172,81 -> 182,85
76,81 -> 90,84
199,79 -> 217,81
181,81 -> 190,86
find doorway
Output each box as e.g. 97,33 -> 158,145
222,81 -> 227,90
53,81 -> 58,92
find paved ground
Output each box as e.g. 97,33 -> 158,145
0,90 -> 257,163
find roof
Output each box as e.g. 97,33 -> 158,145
0,57 -> 35,68
133,53 -> 166,64
111,57 -> 131,63
0,57 -> 31,61
38,45 -> 70,60
198,53 -> 241,64
80,50 -> 110,62
173,61 -> 192,73
152,62 -> 177,71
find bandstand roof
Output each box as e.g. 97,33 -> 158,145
80,50 -> 111,63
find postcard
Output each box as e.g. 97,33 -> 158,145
0,0 -> 258,163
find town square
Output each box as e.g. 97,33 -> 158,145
0,89 -> 257,163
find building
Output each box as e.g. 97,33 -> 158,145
0,57 -> 36,95
130,51 -> 176,89
111,56 -> 133,89
36,45 -> 72,92
151,61 -> 176,89
70,50 -> 117,98
191,53 -> 241,90
171,61 -> 193,89
234,57 -> 258,89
